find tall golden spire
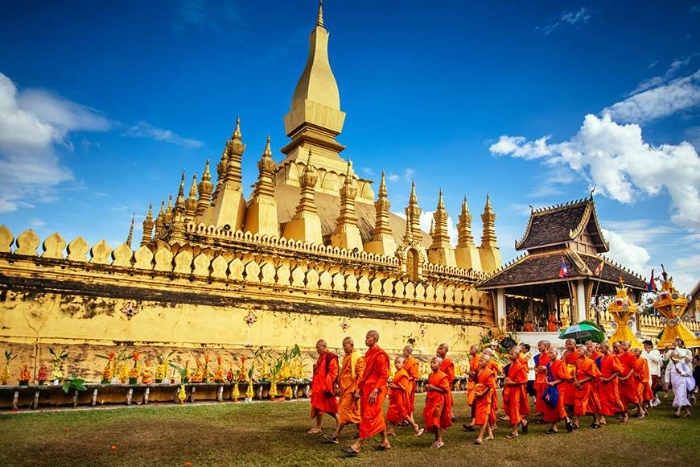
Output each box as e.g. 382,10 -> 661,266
480,194 -> 497,247
244,135 -> 279,237
280,0 -> 347,176
457,196 -> 474,247
331,160 -> 362,250
407,181 -> 422,243
430,190 -> 451,247
371,170 -> 392,240
317,0 -> 324,28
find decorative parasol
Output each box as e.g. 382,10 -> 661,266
558,322 -> 605,344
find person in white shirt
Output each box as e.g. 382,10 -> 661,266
663,350 -> 695,418
664,339 -> 693,364
641,340 -> 662,407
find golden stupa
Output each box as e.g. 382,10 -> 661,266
607,278 -> 642,349
653,267 -> 700,349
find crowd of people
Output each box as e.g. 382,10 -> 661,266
307,331 -> 698,457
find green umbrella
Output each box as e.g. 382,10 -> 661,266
558,322 -> 605,344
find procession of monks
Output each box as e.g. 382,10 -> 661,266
308,331 -> 659,456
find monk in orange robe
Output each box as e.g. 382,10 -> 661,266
309,339 -> 339,434
533,340 -> 552,416
503,345 -> 530,438
617,340 -> 643,422
463,345 -> 482,431
386,356 -> 423,436
342,330 -> 391,457
482,347 -> 500,430
584,341 -> 603,415
561,338 -> 578,416
573,345 -> 602,428
325,336 -> 365,443
402,345 -> 420,416
472,354 -> 495,444
423,356 -> 453,449
437,343 -> 455,420
632,348 -> 653,413
541,348 -> 572,433
595,342 -> 624,425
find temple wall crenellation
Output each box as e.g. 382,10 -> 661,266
0,226 -> 495,370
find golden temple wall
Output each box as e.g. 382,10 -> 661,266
0,226 -> 493,383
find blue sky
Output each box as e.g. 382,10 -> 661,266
1,1 -> 699,293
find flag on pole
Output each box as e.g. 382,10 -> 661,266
594,260 -> 604,275
558,257 -> 568,278
647,269 -> 657,292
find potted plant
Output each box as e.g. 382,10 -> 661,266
2,350 -> 17,385
37,363 -> 48,385
18,364 -> 31,386
128,351 -> 140,385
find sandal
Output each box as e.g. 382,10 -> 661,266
505,434 -> 519,439
474,439 -> 484,445
545,429 -> 559,434
341,446 -> 359,457
462,424 -> 476,432
307,428 -> 322,434
521,420 -> 529,435
415,428 -> 425,437
590,423 -> 601,429
323,435 -> 339,444
372,445 -> 390,452
565,418 -> 573,433
431,441 -> 444,449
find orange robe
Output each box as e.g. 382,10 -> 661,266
386,368 -> 412,424
503,359 -> 530,425
439,358 -> 455,409
617,351 -> 639,407
357,346 -> 390,439
542,360 -> 570,423
310,352 -> 339,417
596,354 -> 624,416
337,352 -> 365,425
487,360 -> 500,426
634,357 -> 653,404
466,353 -> 481,406
574,356 -> 601,416
403,355 -> 420,414
473,368 -> 495,426
561,350 -> 578,406
534,352 -> 551,413
423,370 -> 453,430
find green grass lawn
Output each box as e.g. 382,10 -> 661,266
0,393 -> 698,467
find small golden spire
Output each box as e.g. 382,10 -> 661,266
126,213 -> 135,248
409,181 -> 417,204
437,189 -> 445,210
378,170 -> 387,198
263,134 -> 272,157
202,159 -> 211,182
233,116 -> 242,140
189,174 -> 198,198
317,0 -> 324,28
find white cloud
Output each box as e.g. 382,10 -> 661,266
0,73 -> 93,212
361,167 -> 374,176
602,228 -> 650,276
17,88 -> 110,134
670,254 -> 700,294
539,7 -> 592,36
604,69 -> 700,124
490,114 -> 700,231
123,121 -> 205,148
174,0 -> 245,32
630,56 -> 694,95
387,173 -> 400,183
404,168 -> 416,180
